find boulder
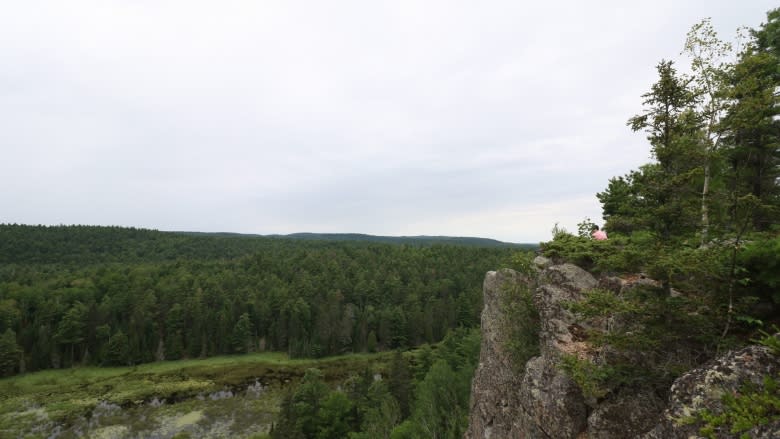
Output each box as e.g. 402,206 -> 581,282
643,343 -> 780,439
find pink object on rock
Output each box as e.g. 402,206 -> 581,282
592,230 -> 608,240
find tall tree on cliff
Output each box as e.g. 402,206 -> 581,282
623,60 -> 704,240
682,18 -> 733,244
720,8 -> 780,231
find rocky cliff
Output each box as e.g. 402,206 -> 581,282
466,260 -> 780,439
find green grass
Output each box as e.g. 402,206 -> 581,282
0,350 -> 397,438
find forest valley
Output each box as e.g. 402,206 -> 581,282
0,226 -> 509,438
0,225 -> 513,372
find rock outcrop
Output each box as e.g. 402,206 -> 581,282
642,343 -> 780,439
466,263 -> 780,439
465,269 -> 529,438
466,264 -> 597,439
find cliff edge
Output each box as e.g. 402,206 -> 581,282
466,261 -> 780,439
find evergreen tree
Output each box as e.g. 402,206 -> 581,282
353,381 -> 401,439
272,391 -> 303,439
411,360 -> 464,439
721,11 -> 780,231
388,350 -> 412,418
623,61 -> 705,240
292,368 -> 329,438
54,302 -> 87,367
0,299 -> 21,333
231,312 -> 253,354
104,330 -> 129,366
0,328 -> 21,377
316,391 -> 354,439
367,331 -> 378,353
165,303 -> 185,360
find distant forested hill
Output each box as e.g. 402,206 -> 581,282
0,224 -> 520,376
281,232 -> 532,248
0,224 -> 532,265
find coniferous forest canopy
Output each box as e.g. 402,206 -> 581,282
0,224 -> 514,373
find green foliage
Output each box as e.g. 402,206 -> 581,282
500,278 -> 540,371
316,391 -> 354,439
0,225 -> 511,375
540,231 -> 623,272
0,299 -> 20,333
367,331 -> 378,353
0,328 -> 20,377
559,354 -> 619,400
508,250 -> 536,275
566,283 -> 728,391
0,350 -> 394,438
232,313 -> 253,354
755,326 -> 780,355
577,218 -> 599,238
697,374 -> 780,439
568,288 -> 640,317
291,369 -> 330,438
388,350 -> 412,418
542,7 -> 780,433
395,328 -> 481,439
739,237 -> 780,304
0,224 -> 524,266
353,381 -> 401,439
409,360 -> 466,438
104,330 -> 129,366
265,328 -> 480,439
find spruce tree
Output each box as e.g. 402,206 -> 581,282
0,328 -> 21,377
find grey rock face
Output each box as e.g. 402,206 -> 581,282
518,356 -> 587,438
532,256 -> 552,270
642,344 -> 780,439
588,388 -> 665,439
466,264 -> 596,439
466,269 -> 530,438
535,264 -> 598,357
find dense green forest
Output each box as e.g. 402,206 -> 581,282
0,224 -> 514,375
541,9 -> 780,435
270,329 -> 480,439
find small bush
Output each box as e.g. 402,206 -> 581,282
559,354 -> 618,400
500,280 -> 539,371
697,374 -> 780,439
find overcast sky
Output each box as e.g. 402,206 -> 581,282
1,1 -> 776,243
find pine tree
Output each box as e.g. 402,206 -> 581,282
231,312 -> 253,354
54,302 -> 87,367
721,10 -> 780,231
388,350 -> 412,419
316,391 -> 354,439
104,330 -> 129,366
0,328 -> 21,377
292,368 -> 329,438
367,331 -> 378,353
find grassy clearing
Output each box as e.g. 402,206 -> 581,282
0,351 -> 396,438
